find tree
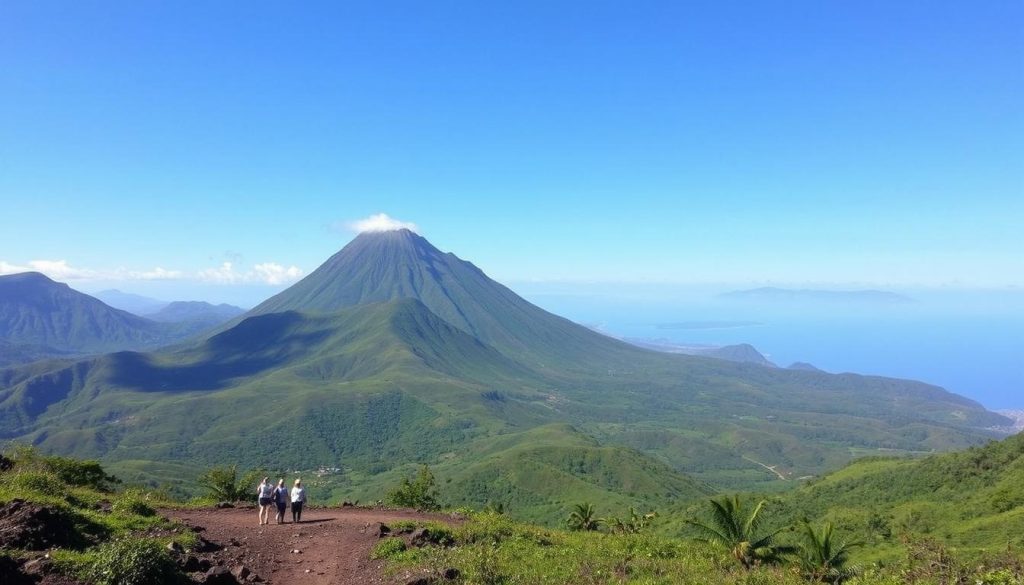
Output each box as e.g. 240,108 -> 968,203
197,465 -> 262,502
797,521 -> 861,583
566,502 -> 603,531
684,495 -> 792,569
387,465 -> 440,511
608,507 -> 657,534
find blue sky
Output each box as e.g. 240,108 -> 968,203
1,1 -> 1022,305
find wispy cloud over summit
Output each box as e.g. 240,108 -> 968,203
348,213 -> 418,234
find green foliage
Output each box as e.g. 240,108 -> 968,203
387,465 -> 440,511
371,537 -> 407,559
775,432 -> 1024,558
685,495 -> 792,569
196,464 -> 261,502
85,537 -> 182,585
112,489 -> 157,517
566,502 -> 603,531
607,507 -> 657,534
5,445 -> 119,491
796,521 -> 861,583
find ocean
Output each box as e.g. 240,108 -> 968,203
519,286 -> 1024,411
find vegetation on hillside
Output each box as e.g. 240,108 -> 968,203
0,446 -> 193,584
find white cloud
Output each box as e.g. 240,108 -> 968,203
197,262 -> 242,284
251,262 -> 304,285
348,213 -> 418,233
3,258 -> 302,286
121,267 -> 184,280
0,259 -> 98,280
0,261 -> 29,275
197,261 -> 304,285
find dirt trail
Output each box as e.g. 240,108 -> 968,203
163,507 -> 454,585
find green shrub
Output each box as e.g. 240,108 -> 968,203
7,470 -> 67,498
112,493 -> 156,518
387,465 -> 440,511
196,465 -> 264,502
371,537 -> 407,559
4,445 -> 118,491
85,537 -> 182,585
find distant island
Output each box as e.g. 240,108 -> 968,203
654,320 -> 762,330
719,286 -> 914,304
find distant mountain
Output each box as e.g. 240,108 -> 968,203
703,343 -> 774,366
788,361 -> 823,372
94,289 -> 169,315
0,272 -> 176,357
625,338 -> 775,366
0,231 -> 1012,518
145,301 -> 245,328
720,287 -> 914,304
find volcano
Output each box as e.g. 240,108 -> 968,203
0,230 -> 1011,516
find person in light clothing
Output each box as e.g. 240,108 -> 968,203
290,479 -> 307,523
256,477 -> 274,526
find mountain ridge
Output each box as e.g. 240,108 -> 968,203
0,231 -> 1013,516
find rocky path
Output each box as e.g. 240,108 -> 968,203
163,507 -> 455,585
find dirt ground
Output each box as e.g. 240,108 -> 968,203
163,506 -> 456,585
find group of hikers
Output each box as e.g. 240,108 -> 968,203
256,477 -> 307,525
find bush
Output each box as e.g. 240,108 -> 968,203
112,492 -> 156,518
196,465 -> 263,502
387,465 -> 440,511
371,537 -> 407,559
7,470 -> 67,498
4,446 -> 118,491
85,537 -> 182,585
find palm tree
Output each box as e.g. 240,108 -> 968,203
684,495 -> 791,569
797,521 -> 861,583
566,502 -> 603,531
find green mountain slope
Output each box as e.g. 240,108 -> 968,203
246,229 -> 641,364
775,431 -> 1024,557
0,272 -> 199,364
144,300 -> 244,327
0,231 -> 1014,518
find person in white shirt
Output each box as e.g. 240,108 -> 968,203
290,479 -> 307,523
256,477 -> 274,526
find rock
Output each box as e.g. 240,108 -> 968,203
203,565 -> 240,585
0,454 -> 13,472
442,567 -> 461,580
377,523 -> 391,538
230,565 -> 250,581
21,556 -> 53,576
410,527 -> 453,548
166,540 -> 185,554
194,536 -> 222,552
0,555 -> 33,585
179,555 -> 202,572
0,499 -> 76,550
341,500 -> 357,507
215,502 -> 235,509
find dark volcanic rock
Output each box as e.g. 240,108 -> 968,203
0,499 -> 76,550
0,555 -> 33,585
203,565 -> 240,585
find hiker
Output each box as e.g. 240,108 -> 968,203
290,478 -> 307,523
257,477 -> 274,525
273,478 -> 289,524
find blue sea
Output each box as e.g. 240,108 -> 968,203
518,285 -> 1024,410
